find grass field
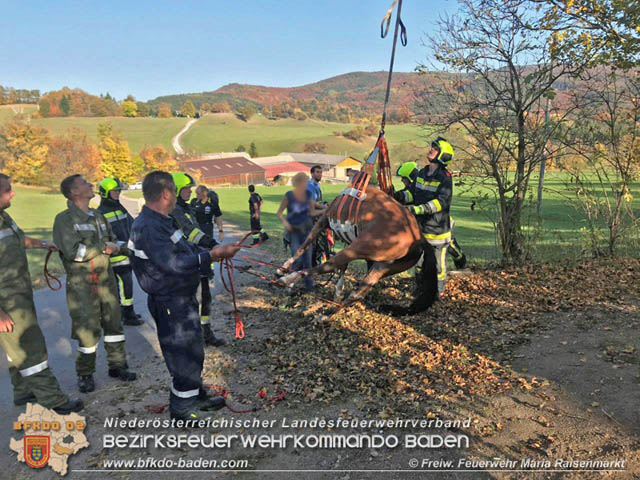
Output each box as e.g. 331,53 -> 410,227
0,106 -> 188,155
9,172 -> 639,290
128,171 -> 640,265
31,116 -> 188,155
0,104 -> 38,123
181,113 -> 428,161
6,186 -> 69,288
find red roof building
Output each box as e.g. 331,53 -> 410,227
262,161 -> 309,180
180,155 -> 265,186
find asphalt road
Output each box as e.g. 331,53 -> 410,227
0,194 -> 236,462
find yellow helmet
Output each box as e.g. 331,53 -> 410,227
396,161 -> 418,180
172,172 -> 196,195
99,177 -> 124,199
431,137 -> 454,166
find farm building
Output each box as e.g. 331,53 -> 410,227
250,154 -> 297,167
180,155 -> 265,186
262,161 -> 309,181
278,153 -> 361,180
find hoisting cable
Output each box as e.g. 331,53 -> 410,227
380,0 -> 407,133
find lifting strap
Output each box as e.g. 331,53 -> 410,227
330,1 -> 405,228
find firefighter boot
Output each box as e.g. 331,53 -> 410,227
78,375 -> 95,393
202,324 -> 226,347
122,306 -> 144,326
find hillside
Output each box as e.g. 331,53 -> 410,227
147,71 -> 427,117
0,108 -> 187,155
180,113 -> 433,163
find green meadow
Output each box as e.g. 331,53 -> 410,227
128,171 -> 640,265
31,116 -> 188,154
180,113 -> 429,161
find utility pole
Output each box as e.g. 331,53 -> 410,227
537,97 -> 550,217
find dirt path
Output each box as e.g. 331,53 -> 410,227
5,238 -> 640,478
171,117 -> 197,154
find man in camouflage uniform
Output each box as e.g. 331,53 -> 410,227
171,173 -> 225,347
0,173 -> 82,413
53,174 -> 137,393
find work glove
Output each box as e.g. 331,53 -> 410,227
405,205 -> 424,216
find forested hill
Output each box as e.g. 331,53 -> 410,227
146,71 -> 428,122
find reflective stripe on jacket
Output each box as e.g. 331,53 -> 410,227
53,201 -> 116,275
409,162 -> 452,238
129,206 -> 212,298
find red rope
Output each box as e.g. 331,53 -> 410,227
143,385 -> 287,415
216,230 -> 263,339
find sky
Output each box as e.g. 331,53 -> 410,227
1,0 -> 456,101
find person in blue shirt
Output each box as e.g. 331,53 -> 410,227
277,172 -> 324,292
306,165 -> 324,204
306,165 -> 328,267
128,171 -> 240,423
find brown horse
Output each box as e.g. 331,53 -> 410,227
279,183 -> 438,312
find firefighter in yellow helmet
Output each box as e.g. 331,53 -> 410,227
395,160 -> 467,271
403,138 -> 461,299
171,173 -> 224,347
96,177 -> 144,326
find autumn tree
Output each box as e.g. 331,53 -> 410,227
38,98 -> 51,117
181,101 -> 196,118
157,102 -> 173,118
418,0 -> 589,263
211,101 -> 230,113
139,145 -> 177,172
533,0 -> 640,69
42,128 -> 101,186
97,123 -> 140,182
122,100 -> 138,117
303,142 -> 327,153
237,104 -> 255,122
0,122 -> 50,185
200,102 -> 211,114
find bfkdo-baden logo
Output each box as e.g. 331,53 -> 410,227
24,435 -> 50,468
10,404 -> 89,476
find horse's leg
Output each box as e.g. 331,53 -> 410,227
279,242 -> 360,286
334,265 -> 347,300
281,215 -> 329,272
345,261 -> 393,304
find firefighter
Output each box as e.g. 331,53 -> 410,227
0,174 -> 83,413
404,138 -> 456,296
171,173 -> 224,347
53,175 -> 137,393
394,161 -> 467,269
96,177 -> 144,326
248,185 -> 268,245
128,171 -> 241,421
190,185 -> 224,242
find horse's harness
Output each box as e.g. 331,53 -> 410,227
329,133 -> 394,244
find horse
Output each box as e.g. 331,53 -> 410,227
278,180 -> 438,313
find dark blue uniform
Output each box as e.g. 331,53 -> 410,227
128,205 -> 212,415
